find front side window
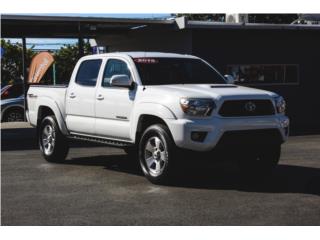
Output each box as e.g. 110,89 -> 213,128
134,58 -> 226,85
102,59 -> 131,87
75,59 -> 102,86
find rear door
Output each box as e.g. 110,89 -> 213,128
66,58 -> 102,135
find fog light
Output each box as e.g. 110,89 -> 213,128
191,131 -> 207,142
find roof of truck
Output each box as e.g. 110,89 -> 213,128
84,52 -> 199,59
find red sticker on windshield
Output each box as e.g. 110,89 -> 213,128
134,58 -> 158,64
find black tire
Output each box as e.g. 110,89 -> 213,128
2,107 -> 24,122
238,144 -> 281,177
138,124 -> 176,184
38,115 -> 69,162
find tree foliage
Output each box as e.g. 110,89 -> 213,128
175,14 -> 298,24
175,14 -> 225,22
248,14 -> 298,24
53,41 -> 91,84
1,39 -> 35,86
1,39 -> 91,86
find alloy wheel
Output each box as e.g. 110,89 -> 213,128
41,124 -> 56,155
144,136 -> 168,177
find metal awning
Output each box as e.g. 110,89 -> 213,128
1,14 -> 176,38
2,14 -> 320,38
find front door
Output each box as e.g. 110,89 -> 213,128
95,58 -> 136,140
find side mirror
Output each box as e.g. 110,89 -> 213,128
224,74 -> 235,84
110,74 -> 133,88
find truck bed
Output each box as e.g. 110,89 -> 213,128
27,85 -> 68,126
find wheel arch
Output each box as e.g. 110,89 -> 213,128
133,114 -> 174,144
36,102 -> 68,135
130,103 -> 176,143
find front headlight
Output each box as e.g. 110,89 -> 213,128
274,96 -> 286,114
180,98 -> 215,117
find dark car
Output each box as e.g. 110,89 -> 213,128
1,83 -> 23,100
1,84 -> 25,122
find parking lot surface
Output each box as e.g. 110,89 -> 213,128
1,122 -> 320,225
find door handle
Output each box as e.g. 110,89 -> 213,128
69,93 -> 76,99
28,93 -> 37,98
96,94 -> 104,100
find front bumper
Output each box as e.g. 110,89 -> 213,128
166,115 -> 289,152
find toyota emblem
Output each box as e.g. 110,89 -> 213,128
245,101 -> 256,112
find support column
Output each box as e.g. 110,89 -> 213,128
78,22 -> 84,58
22,37 -> 28,121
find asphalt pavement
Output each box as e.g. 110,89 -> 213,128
1,122 -> 320,225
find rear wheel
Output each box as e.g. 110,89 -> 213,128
139,124 -> 176,184
238,144 -> 281,177
39,115 -> 69,162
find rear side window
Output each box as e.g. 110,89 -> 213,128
75,59 -> 102,86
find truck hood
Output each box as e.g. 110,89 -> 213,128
144,84 -> 277,101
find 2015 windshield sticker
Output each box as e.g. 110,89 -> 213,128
134,58 -> 159,64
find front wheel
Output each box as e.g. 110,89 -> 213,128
139,124 -> 176,184
39,115 -> 69,162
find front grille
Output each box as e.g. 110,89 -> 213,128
216,129 -> 283,147
219,99 -> 275,117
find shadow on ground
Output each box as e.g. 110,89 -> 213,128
1,127 -> 101,151
65,153 -> 320,196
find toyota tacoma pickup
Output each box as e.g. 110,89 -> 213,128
27,52 -> 289,184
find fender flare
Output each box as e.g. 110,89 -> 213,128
35,97 -> 68,135
130,102 -> 176,141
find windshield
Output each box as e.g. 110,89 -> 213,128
134,57 -> 226,85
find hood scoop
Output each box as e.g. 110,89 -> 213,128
210,85 -> 238,88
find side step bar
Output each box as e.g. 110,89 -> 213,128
68,134 -> 134,148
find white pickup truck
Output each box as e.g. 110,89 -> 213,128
27,52 -> 289,184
